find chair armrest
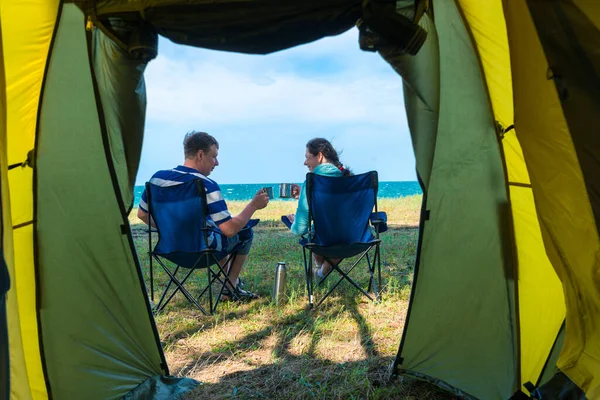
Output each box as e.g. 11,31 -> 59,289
203,219 -> 259,238
370,211 -> 388,233
244,218 -> 260,230
281,215 -> 293,229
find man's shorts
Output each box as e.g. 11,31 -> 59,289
223,228 -> 253,256
210,226 -> 254,259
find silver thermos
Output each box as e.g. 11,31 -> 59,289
272,262 -> 287,304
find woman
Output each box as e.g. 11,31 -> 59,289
287,138 -> 352,279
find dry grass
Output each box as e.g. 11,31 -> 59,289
156,297 -> 414,399
131,196 -> 458,399
129,195 -> 423,228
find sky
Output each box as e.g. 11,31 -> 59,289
136,28 -> 416,185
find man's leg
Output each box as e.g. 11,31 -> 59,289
224,254 -> 248,289
218,232 -> 256,298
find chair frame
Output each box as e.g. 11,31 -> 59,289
302,171 -> 385,309
145,179 -> 240,315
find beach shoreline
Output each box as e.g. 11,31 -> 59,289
129,195 -> 422,228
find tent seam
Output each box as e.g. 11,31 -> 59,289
454,0 -> 522,393
32,1 -> 65,398
84,22 -> 170,377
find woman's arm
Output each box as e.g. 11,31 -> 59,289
290,183 -> 309,235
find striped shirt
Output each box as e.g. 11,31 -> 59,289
139,165 -> 231,225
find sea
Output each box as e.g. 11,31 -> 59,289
133,181 -> 421,206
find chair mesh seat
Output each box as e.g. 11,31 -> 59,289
300,171 -> 387,308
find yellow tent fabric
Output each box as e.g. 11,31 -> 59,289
458,0 -> 565,391
2,1 -> 58,399
504,1 -> 600,396
1,0 -> 600,399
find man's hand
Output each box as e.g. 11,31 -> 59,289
291,184 -> 301,199
250,189 -> 269,210
220,190 -> 268,237
287,214 -> 295,223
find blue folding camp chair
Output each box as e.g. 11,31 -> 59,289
300,171 -> 387,308
145,179 -> 258,315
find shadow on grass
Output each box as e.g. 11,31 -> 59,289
181,350 -> 458,400
347,299 -> 379,359
157,297 -> 273,346
133,225 -> 450,398
168,297 -> 458,400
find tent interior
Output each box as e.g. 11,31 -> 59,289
2,0 -> 600,399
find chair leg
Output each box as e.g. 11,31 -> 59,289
158,268 -> 198,312
158,266 -> 199,312
155,261 -> 209,315
215,253 -> 241,300
202,252 -> 242,309
188,253 -> 240,314
366,250 -> 380,302
153,251 -> 248,315
376,245 -> 382,300
305,248 -> 315,309
155,263 -> 180,311
366,252 -> 373,293
207,266 -> 213,314
371,246 -> 381,301
315,260 -> 374,308
312,249 -> 377,308
149,250 -> 154,303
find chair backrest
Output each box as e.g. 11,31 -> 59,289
146,179 -> 209,258
306,171 -> 378,246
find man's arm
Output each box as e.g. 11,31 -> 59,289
218,189 -> 269,237
137,207 -> 156,228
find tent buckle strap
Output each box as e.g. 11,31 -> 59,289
523,382 -> 540,398
495,121 -> 514,140
12,220 -> 33,230
7,149 -> 34,170
358,0 -> 428,55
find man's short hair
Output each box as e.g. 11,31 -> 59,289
183,131 -> 219,159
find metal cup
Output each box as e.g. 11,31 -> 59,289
279,183 -> 293,198
263,186 -> 274,199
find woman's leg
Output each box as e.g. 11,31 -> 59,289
313,255 -> 340,277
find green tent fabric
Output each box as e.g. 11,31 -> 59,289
391,3 -> 516,398
36,4 -> 199,399
3,1 -> 600,399
92,27 -> 149,210
377,10 -> 439,190
123,376 -> 202,399
85,0 -> 362,54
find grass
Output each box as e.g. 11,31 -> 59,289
130,196 -> 459,399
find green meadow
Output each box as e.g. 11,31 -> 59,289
130,196 -> 458,399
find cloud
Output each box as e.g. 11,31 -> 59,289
138,30 -> 416,185
145,31 -> 406,128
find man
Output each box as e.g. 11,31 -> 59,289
138,131 -> 269,300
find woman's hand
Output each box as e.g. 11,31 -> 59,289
287,214 -> 295,223
291,184 -> 301,200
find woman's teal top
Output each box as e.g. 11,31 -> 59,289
290,163 -> 343,235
